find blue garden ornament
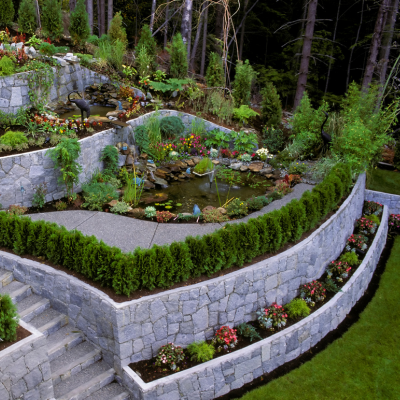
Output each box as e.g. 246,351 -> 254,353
186,168 -> 191,174
133,177 -> 143,186
193,204 -> 201,216
148,159 -> 155,164
118,101 -> 123,110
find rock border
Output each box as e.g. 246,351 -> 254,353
365,189 -> 400,214
120,205 -> 389,400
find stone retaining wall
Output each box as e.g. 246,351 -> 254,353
0,174 -> 365,375
0,320 -> 54,400
365,189 -> 400,214
121,205 -> 388,400
0,125 -> 132,209
0,65 -> 110,114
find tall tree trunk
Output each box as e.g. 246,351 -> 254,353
107,0 -> 113,30
87,0 -> 93,34
150,0 -> 157,32
239,0 -> 249,61
70,0 -> 76,13
215,3 -> 224,54
164,1 -> 169,48
181,0 -> 193,63
190,2 -> 206,72
97,0 -> 105,36
293,0 -> 318,110
200,1 -> 208,76
362,0 -> 390,90
324,0 -> 341,95
378,0 -> 399,86
346,0 -> 364,90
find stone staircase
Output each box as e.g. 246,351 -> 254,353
0,268 -> 130,400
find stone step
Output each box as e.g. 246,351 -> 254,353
54,362 -> 114,400
85,383 -> 131,400
51,341 -> 102,385
30,308 -> 68,336
0,269 -> 13,288
46,324 -> 85,362
0,280 -> 31,302
18,294 -> 51,322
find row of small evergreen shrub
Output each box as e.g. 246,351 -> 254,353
0,164 -> 352,296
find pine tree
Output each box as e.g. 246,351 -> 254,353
69,0 -> 90,44
168,33 -> 188,79
0,0 -> 14,26
108,11 -> 127,45
232,60 -> 257,106
205,52 -> 225,87
260,82 -> 282,127
42,0 -> 63,39
18,0 -> 37,34
136,24 -> 157,66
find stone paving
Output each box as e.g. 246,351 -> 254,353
28,183 -> 313,252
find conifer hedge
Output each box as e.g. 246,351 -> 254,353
0,164 -> 352,296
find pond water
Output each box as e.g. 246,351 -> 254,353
140,172 -> 273,214
58,105 -> 114,119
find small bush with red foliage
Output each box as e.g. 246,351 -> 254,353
300,280 -> 326,306
326,260 -> 351,282
156,211 -> 174,223
212,326 -> 238,352
257,303 -> 287,330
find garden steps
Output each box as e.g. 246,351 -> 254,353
0,279 -> 32,302
84,383 -> 130,400
17,294 -> 51,322
50,341 -> 102,385
0,268 -> 13,288
29,307 -> 69,336
53,361 -> 115,400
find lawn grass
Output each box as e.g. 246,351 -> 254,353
367,168 -> 400,195
239,236 -> 400,400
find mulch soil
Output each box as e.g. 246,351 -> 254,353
128,207 -> 382,384
0,325 -> 31,352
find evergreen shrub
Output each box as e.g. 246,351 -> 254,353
205,52 -> 225,87
108,11 -> 127,45
260,82 -> 282,126
69,0 -> 90,44
160,116 -> 185,138
0,294 -> 19,342
0,56 -> 15,76
18,0 -> 37,34
136,24 -> 157,64
42,0 -> 63,39
0,165 -> 351,296
0,0 -> 14,26
232,60 -> 257,107
168,33 -> 188,79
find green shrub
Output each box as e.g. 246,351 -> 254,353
233,130 -> 258,153
339,252 -> 360,266
18,0 -> 37,34
95,39 -> 125,70
226,198 -> 248,218
87,34 -> 100,45
169,241 -> 193,282
365,214 -> 380,226
187,341 -> 215,362
81,182 -> 119,211
69,0 -> 90,44
0,56 -> 15,76
136,24 -> 157,66
76,53 -> 93,67
260,82 -> 282,126
285,199 -> 306,241
0,131 -> 28,149
205,52 -> 224,87
110,201 -> 130,214
237,323 -> 262,342
168,33 -> 188,79
39,42 -> 57,56
0,0 -> 14,26
100,145 -> 119,175
232,60 -> 257,107
246,196 -> 266,211
193,157 -> 213,174
135,45 -> 153,76
42,0 -> 63,39
233,105 -> 259,125
32,183 -> 47,209
108,11 -> 127,45
262,126 -> 285,153
160,116 -> 185,139
285,298 -> 310,319
0,294 -> 19,342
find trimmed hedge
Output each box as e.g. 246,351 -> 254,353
0,165 -> 353,296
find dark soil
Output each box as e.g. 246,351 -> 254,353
0,325 -> 31,352
128,208 -> 382,384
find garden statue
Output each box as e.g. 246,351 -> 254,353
68,91 -> 91,121
186,168 -> 191,174
118,101 -> 123,110
321,111 -> 332,150
193,204 -> 201,216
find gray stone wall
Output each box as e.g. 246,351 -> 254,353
0,65 -> 110,114
121,205 -> 388,400
0,174 -> 365,376
365,189 -> 400,214
0,320 -> 54,400
0,125 -> 133,209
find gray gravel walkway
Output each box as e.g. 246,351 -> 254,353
28,183 -> 314,252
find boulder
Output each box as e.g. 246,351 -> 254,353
154,177 -> 169,188
107,200 -> 118,207
259,167 -> 273,176
248,162 -> 264,172
186,159 -> 195,167
192,157 -> 201,165
202,206 -> 216,213
143,180 -> 155,189
230,162 -> 243,170
125,154 -> 134,166
240,165 -> 249,172
212,160 -> 220,165
217,207 -> 227,215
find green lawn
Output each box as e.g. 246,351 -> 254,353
367,168 -> 400,195
240,237 -> 400,400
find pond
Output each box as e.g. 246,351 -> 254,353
140,171 -> 273,214
58,105 -> 114,119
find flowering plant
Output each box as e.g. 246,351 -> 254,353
156,210 -> 174,223
346,233 -> 368,252
273,180 -> 293,196
326,260 -> 351,282
355,217 -> 376,234
212,326 -> 238,352
221,148 -> 232,158
257,303 -> 287,330
300,280 -> 326,306
255,147 -> 269,161
364,201 -> 383,216
232,150 -> 240,158
155,343 -> 185,371
176,134 -> 207,156
389,214 -> 400,233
